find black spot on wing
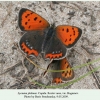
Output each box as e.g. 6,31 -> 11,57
66,28 -> 69,32
34,17 -> 38,21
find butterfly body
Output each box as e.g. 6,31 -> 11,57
18,8 -> 82,84
41,24 -> 56,53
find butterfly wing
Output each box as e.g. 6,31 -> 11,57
56,25 -> 82,48
19,31 -> 45,57
51,58 -> 74,84
44,36 -> 66,60
18,8 -> 50,57
18,8 -> 50,31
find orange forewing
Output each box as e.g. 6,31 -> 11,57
18,8 -> 50,31
56,25 -> 82,48
52,58 -> 74,84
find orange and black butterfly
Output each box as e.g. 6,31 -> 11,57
18,8 -> 82,84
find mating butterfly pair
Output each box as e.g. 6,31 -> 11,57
18,8 -> 82,84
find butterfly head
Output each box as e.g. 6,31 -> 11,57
43,23 -> 55,34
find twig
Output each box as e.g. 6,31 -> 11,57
81,45 -> 100,55
43,64 -> 51,77
87,59 -> 100,89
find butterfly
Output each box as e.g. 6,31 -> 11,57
18,8 -> 82,84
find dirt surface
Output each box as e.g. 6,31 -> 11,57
0,1 -> 100,89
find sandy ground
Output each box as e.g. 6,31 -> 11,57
0,1 -> 100,89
